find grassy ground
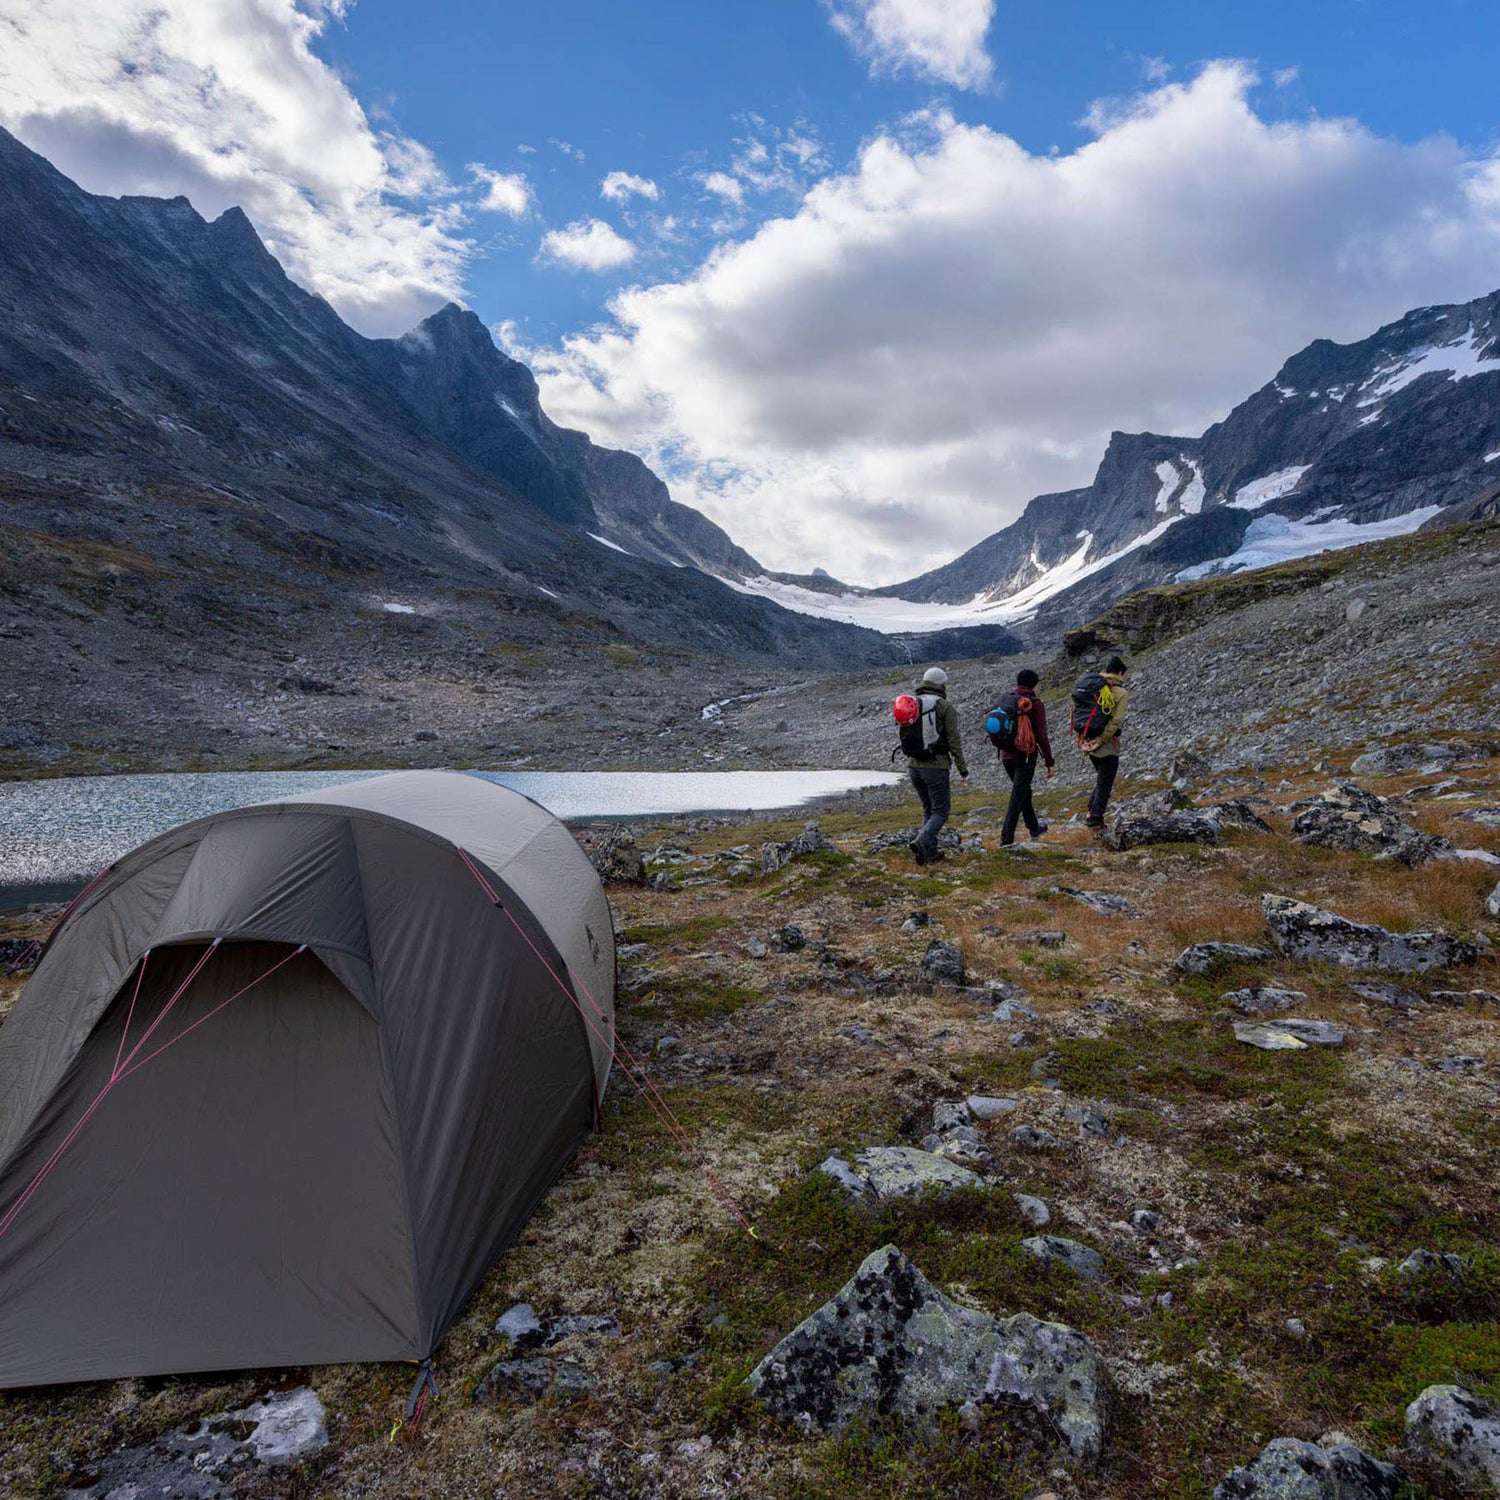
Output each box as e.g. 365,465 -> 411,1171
0,754 -> 1497,1499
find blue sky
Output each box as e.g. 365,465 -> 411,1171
3,0 -> 1499,579
312,0 -> 1500,342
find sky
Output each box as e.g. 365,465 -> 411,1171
2,0 -> 1500,584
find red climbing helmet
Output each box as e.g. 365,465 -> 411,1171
893,693 -> 921,726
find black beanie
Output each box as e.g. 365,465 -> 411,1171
1016,669 -> 1040,688
1105,655 -> 1128,674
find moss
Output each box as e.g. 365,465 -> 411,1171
619,913 -> 734,947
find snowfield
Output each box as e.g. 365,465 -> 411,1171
1229,465 -> 1312,510
1174,506 -> 1445,582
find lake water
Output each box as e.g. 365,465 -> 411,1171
0,768 -> 902,909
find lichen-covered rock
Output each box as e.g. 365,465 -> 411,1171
586,828 -> 648,885
1010,1125 -> 1061,1151
1224,987 -> 1307,1015
770,924 -> 806,953
1213,798 -> 1276,834
1263,895 -> 1481,972
1289,783 -> 1450,866
762,821 -> 837,874
1104,811 -> 1221,850
1176,942 -> 1273,975
1234,1022 -> 1311,1051
1349,981 -> 1423,1009
1405,1384 -> 1500,1491
1121,787 -> 1193,817
1013,1193 -> 1051,1227
853,1146 -> 985,1201
1397,1249 -> 1466,1279
1168,751 -> 1213,786
473,1356 -> 594,1404
1488,880 -> 1500,919
1020,1235 -> 1106,1281
1214,1437 -> 1404,1499
920,939 -> 965,987
747,1245 -> 1108,1462
967,1094 -> 1017,1120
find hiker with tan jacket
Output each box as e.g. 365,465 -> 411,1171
1070,656 -> 1129,829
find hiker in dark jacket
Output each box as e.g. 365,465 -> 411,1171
905,666 -> 968,865
996,669 -> 1054,845
1077,656 -> 1130,828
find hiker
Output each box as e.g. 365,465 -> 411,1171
988,669 -> 1054,845
1072,656 -> 1129,829
895,666 -> 968,865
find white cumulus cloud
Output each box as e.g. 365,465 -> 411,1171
525,64 -> 1500,583
0,0 -> 473,335
469,164 -> 532,216
826,0 -> 996,90
699,171 -> 745,204
538,218 -> 636,272
601,170 -> 660,203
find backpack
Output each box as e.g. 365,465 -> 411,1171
986,691 -> 1038,756
894,692 -> 949,762
1070,672 -> 1116,743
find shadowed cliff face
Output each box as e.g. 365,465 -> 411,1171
0,126 -> 980,671
883,291 -> 1500,638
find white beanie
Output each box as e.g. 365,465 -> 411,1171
921,666 -> 948,686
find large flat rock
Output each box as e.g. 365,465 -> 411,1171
1263,895 -> 1481,972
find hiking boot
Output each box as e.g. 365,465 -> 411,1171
1085,816 -> 1105,829
908,839 -> 927,865
1031,820 -> 1049,840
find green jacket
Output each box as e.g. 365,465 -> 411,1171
906,682 -> 968,775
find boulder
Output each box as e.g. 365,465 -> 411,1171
819,1146 -> 987,1205
1213,799 -> 1276,834
1489,880 -> 1500,920
920,939 -> 966,987
1105,811 -> 1221,851
1263,895 -> 1482,973
586,829 -> 648,885
1175,942 -> 1273,976
770,925 -> 806,953
1020,1235 -> 1106,1281
747,1245 -> 1108,1462
1214,1437 -> 1404,1499
495,1302 -> 545,1347
1168,751 -> 1213,786
1122,787 -> 1193,817
1009,1125 -> 1061,1151
1397,1249 -> 1466,1279
1054,887 -> 1138,916
1350,742 -> 1480,777
1350,981 -> 1423,1009
1459,806 -> 1500,829
1289,783 -> 1449,866
473,1357 -> 594,1404
1224,987 -> 1307,1015
1013,1193 -> 1051,1227
1234,1018 -> 1344,1050
967,1094 -> 1017,1120
1405,1384 -> 1500,1491
762,821 -> 837,874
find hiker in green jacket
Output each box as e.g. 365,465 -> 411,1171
905,666 -> 968,865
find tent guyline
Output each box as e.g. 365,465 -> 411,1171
455,847 -> 759,1239
0,938 -> 308,1245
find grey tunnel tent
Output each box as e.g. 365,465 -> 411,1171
0,771 -> 615,1388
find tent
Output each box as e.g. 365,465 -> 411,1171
0,770 -> 615,1387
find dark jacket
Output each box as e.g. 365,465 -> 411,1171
1000,694 -> 1054,769
905,682 -> 968,775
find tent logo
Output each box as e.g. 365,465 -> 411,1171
585,923 -> 601,964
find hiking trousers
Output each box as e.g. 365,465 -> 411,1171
1001,754 -> 1041,843
908,765 -> 951,857
1088,753 -> 1119,823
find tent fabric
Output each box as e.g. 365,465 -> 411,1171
0,771 -> 614,1387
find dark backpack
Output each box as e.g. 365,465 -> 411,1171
898,694 -> 949,762
1070,672 -> 1114,742
986,691 -> 1037,755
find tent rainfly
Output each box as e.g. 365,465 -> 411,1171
0,771 -> 615,1388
